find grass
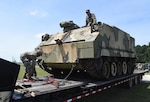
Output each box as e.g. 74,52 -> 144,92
18,64 -> 50,79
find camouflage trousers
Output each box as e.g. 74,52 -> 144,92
22,60 -> 36,80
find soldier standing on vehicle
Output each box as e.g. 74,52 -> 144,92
20,50 -> 42,81
85,9 -> 97,27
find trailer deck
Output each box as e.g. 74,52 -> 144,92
12,69 -> 148,102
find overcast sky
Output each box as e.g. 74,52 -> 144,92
0,0 -> 150,62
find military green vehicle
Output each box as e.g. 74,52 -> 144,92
37,21 -> 136,79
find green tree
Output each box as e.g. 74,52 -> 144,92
135,43 -> 150,63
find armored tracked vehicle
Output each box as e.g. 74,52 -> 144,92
37,21 -> 136,79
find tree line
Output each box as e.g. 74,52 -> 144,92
135,43 -> 150,63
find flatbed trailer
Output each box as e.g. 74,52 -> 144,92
12,69 -> 148,102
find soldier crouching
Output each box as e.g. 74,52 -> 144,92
20,50 -> 42,81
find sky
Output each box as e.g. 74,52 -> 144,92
0,0 -> 150,62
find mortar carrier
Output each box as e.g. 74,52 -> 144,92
37,21 -> 136,80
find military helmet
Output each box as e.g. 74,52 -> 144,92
86,9 -> 90,13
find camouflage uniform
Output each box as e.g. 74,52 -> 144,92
85,9 -> 97,26
20,50 -> 42,80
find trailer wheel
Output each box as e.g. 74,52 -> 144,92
111,62 -> 117,77
101,61 -> 110,79
138,75 -> 142,83
128,79 -> 133,88
134,77 -> 138,85
122,62 -> 127,75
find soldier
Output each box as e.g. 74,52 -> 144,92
85,9 -> 97,27
20,50 -> 42,81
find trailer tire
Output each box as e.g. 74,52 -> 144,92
128,79 -> 133,88
134,77 -> 138,85
138,75 -> 142,83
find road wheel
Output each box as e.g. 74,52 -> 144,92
117,62 -> 122,76
111,62 -> 117,77
122,61 -> 128,75
101,61 -> 110,79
